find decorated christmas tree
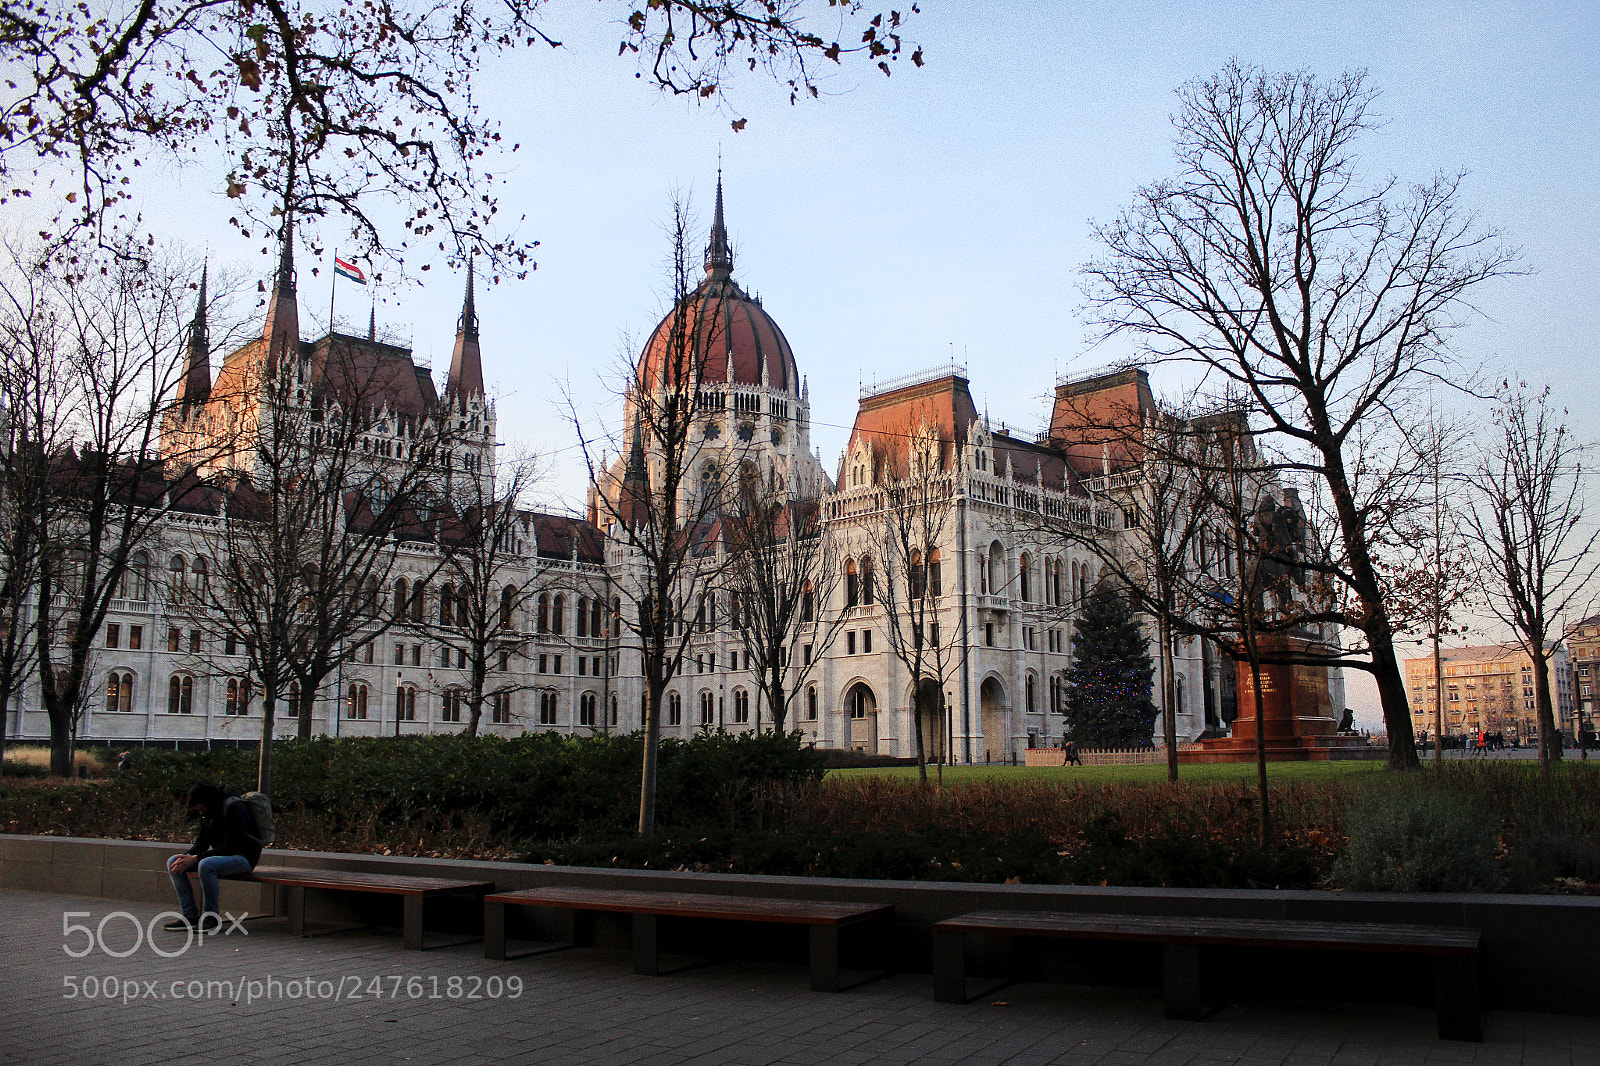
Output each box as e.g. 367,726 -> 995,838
1065,584 -> 1158,746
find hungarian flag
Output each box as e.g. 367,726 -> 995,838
334,257 -> 366,284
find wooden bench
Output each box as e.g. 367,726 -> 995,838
932,911 -> 1483,1042
205,866 -> 494,949
484,886 -> 893,992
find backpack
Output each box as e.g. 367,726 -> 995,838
225,791 -> 276,848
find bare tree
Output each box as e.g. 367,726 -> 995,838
185,318 -> 456,791
0,241 -> 233,776
870,420 -> 964,784
573,199 -> 743,834
1083,63 -> 1516,770
431,454 -> 548,736
1,0 -> 916,267
719,464 -> 847,735
1463,385 -> 1600,769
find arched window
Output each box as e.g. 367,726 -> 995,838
733,689 -> 749,724
539,690 -> 558,725
1019,553 -> 1032,602
845,559 -> 858,608
609,693 -> 618,726
409,580 -> 427,623
728,591 -> 741,630
1069,562 -> 1079,606
537,593 -> 550,633
909,549 -> 926,599
492,692 -> 512,724
168,556 -> 186,602
365,577 -> 381,617
699,690 -> 715,726
394,578 -> 409,621
929,549 -> 943,597
191,557 -> 208,600
439,583 -> 455,627
1051,559 -> 1063,606
396,684 -> 417,722
696,593 -> 713,632
806,686 -> 818,721
225,678 -> 251,716
500,585 -> 515,630
1025,672 -> 1037,714
977,549 -> 989,594
591,598 -> 603,639
988,542 -> 1005,598
346,683 -> 369,720
105,671 -> 133,712
579,692 -> 597,727
859,556 -> 875,605
612,597 -> 623,635
552,594 -> 565,635
668,691 -> 683,726
576,596 -> 589,638
124,551 -> 151,601
168,674 -> 182,715
801,581 -> 815,623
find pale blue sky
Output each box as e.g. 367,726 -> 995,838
70,1 -> 1600,725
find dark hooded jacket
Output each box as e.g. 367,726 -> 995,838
184,784 -> 263,867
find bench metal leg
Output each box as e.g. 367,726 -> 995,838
1434,956 -> 1483,1042
632,913 -> 659,976
285,886 -> 306,938
1162,943 -> 1205,1021
403,895 -> 425,951
933,929 -> 968,1004
484,901 -> 506,961
810,925 -> 841,993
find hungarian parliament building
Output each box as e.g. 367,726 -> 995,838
9,184 -> 1340,761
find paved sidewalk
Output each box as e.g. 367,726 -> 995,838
3,888 -> 1595,1066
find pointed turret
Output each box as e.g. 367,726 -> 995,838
446,259 -> 484,402
368,299 -> 377,342
704,171 -> 733,281
259,216 -> 300,379
177,265 -> 212,408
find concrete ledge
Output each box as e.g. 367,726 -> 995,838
4,833 -> 1596,1016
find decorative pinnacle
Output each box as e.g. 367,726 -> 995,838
276,213 -> 295,294
458,257 -> 479,339
189,263 -> 209,345
704,170 -> 732,280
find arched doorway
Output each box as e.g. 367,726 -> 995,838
845,682 -> 877,754
980,677 -> 1008,762
914,678 -> 945,764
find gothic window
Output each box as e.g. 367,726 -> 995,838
699,690 -> 715,726
395,685 -> 417,721
1019,553 -> 1032,602
801,581 -> 815,623
591,598 -> 604,638
845,559 -> 859,608
394,578 -> 409,621
440,584 -> 455,627
539,690 -> 557,725
859,556 -> 875,606
347,683 -> 369,719
105,671 -> 134,712
668,691 -> 683,726
576,596 -> 589,637
929,549 -> 943,597
442,688 -> 463,723
537,593 -> 550,633
552,595 -> 565,635
168,556 -> 186,602
733,688 -> 750,724
807,686 -> 818,721
909,550 -> 926,599
579,692 -> 597,727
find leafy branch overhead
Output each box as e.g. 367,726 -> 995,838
0,0 -> 921,271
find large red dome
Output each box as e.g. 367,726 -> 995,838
635,176 -> 799,395
637,276 -> 799,394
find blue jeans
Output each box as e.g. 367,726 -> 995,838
168,854 -> 254,921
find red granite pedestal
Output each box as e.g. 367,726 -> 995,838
1180,636 -> 1380,763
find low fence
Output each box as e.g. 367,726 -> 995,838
1025,746 -> 1202,767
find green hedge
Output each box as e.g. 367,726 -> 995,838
119,730 -> 824,839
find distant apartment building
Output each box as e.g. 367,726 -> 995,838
1404,643 -> 1574,743
1565,615 -> 1599,737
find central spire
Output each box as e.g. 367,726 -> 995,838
704,170 -> 732,281
177,264 -> 212,408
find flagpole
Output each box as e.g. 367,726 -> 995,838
329,250 -> 338,337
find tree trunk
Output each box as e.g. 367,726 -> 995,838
1319,444 -> 1419,769
258,672 -> 277,794
1160,616 -> 1178,782
638,678 -> 663,835
1532,649 -> 1562,771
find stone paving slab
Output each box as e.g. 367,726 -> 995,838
2,888 -> 1597,1066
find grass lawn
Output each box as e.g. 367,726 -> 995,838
827,760 -> 1393,786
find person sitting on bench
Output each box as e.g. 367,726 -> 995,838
164,783 -> 261,932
